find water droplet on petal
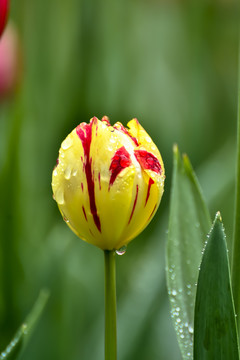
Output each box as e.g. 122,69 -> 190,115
62,137 -> 73,150
64,166 -> 72,180
55,187 -> 64,205
110,137 -> 116,144
53,168 -> 58,177
72,169 -> 78,176
116,245 -> 127,255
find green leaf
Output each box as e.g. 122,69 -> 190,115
166,145 -> 211,359
0,289 -> 49,360
194,213 -> 239,359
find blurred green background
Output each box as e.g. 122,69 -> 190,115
0,0 -> 239,359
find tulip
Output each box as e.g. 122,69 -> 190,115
0,0 -> 9,38
52,116 -> 165,250
0,23 -> 20,98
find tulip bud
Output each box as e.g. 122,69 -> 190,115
0,0 -> 9,37
0,23 -> 20,98
52,117 -> 165,250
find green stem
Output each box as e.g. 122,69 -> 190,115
232,45 -> 240,330
104,250 -> 117,360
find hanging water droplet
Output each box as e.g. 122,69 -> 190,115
55,187 -> 64,205
62,136 -> 73,150
64,166 -> 72,180
116,245 -> 127,255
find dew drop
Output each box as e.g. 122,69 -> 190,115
116,245 -> 127,255
55,187 -> 64,205
22,323 -> 28,334
188,325 -> 194,334
72,169 -> 78,176
64,166 -> 72,180
62,137 -> 73,150
172,289 -> 177,296
53,168 -> 58,177
110,137 -> 116,144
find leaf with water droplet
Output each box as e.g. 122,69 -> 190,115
194,213 -> 239,359
0,289 -> 49,360
166,145 -> 211,359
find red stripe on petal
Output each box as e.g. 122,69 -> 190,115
114,123 -> 139,146
109,146 -> 132,188
128,185 -> 139,225
76,119 -> 101,232
98,172 -> 101,190
82,206 -> 87,221
147,203 -> 157,223
134,150 -> 162,174
145,177 -> 154,206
